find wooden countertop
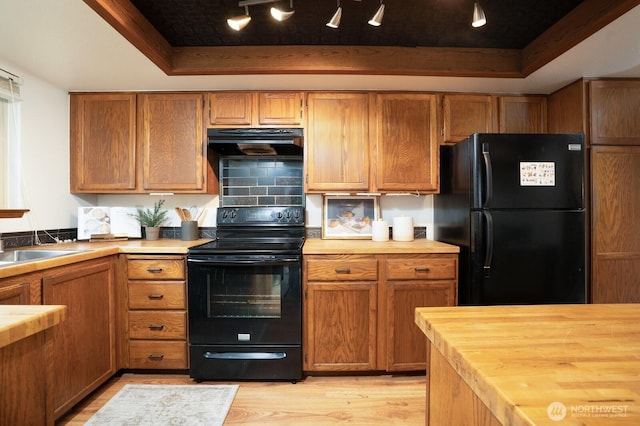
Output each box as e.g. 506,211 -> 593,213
415,304 -> 640,425
0,238 -> 211,279
303,238 -> 460,254
0,305 -> 66,348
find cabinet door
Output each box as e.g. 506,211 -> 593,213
591,146 -> 640,303
258,92 -> 304,126
208,92 -> 252,126
305,93 -> 371,192
442,94 -> 497,144
498,96 -> 547,133
42,258 -> 115,419
385,281 -> 456,371
138,93 -> 207,192
590,80 -> 640,145
304,281 -> 377,371
70,93 -> 137,192
373,93 -> 439,192
0,273 -> 41,305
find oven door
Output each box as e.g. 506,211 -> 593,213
187,255 -> 301,345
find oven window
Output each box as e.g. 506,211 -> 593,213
207,266 -> 289,319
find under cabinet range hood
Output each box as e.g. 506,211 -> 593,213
207,128 -> 303,156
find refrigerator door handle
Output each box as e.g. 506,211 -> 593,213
483,210 -> 494,277
481,143 -> 493,207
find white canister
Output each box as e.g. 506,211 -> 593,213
393,216 -> 414,241
371,220 -> 389,242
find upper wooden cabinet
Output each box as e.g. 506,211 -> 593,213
373,93 -> 439,193
305,92 -> 372,192
70,93 -> 137,192
590,80 -> 640,145
498,96 -> 547,133
441,94 -> 497,144
137,93 -> 210,192
208,91 -> 305,127
70,92 -> 217,194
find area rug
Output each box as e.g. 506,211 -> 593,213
84,384 -> 238,426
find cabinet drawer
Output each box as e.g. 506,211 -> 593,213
128,311 -> 187,339
306,258 -> 377,281
128,281 -> 186,309
128,258 -> 185,280
129,340 -> 187,369
386,257 -> 456,280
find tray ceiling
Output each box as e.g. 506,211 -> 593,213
83,0 -> 640,77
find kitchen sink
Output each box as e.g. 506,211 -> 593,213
0,249 -> 87,266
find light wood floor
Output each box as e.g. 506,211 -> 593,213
57,373 -> 426,425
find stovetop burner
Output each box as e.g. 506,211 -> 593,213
188,206 -> 305,256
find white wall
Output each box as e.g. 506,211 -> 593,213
0,60 -> 97,234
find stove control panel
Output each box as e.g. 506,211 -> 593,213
217,206 -> 305,225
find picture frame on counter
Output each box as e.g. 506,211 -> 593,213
322,195 -> 379,239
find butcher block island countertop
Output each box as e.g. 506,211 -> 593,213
0,304 -> 66,348
415,304 -> 640,426
303,238 -> 460,254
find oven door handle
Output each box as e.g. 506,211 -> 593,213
188,258 -> 299,265
203,351 -> 287,360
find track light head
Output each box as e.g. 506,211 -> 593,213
227,6 -> 251,31
472,2 -> 487,28
271,0 -> 295,21
326,5 -> 342,28
368,2 -> 385,27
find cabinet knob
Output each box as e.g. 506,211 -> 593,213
147,294 -> 164,300
335,268 -> 351,274
148,324 -> 165,331
415,267 -> 431,273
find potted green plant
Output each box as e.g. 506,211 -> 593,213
131,199 -> 169,240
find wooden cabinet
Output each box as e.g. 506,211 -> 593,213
303,253 -> 457,373
304,256 -> 378,371
208,91 -> 305,127
70,92 -> 217,194
383,255 -> 457,371
305,92 -> 372,192
498,95 -> 547,133
0,273 -> 40,305
441,94 -> 497,144
126,254 -> 188,369
42,257 -> 116,420
70,93 -> 137,192
589,80 -> 640,145
138,93 -> 210,192
373,93 -> 439,193
591,146 -> 640,303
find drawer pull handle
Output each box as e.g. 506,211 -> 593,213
147,267 -> 163,273
415,267 -> 431,273
147,294 -> 164,300
148,324 -> 165,331
148,354 -> 164,361
335,268 -> 351,274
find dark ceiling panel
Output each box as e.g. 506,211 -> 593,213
129,0 -> 584,49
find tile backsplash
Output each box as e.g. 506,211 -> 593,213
220,157 -> 304,207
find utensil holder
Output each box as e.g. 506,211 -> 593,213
181,221 -> 198,241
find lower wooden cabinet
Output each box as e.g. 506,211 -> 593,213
42,257 -> 116,420
0,273 -> 41,305
125,254 -> 188,369
303,253 -> 458,373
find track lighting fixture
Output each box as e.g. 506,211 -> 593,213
472,1 -> 487,28
227,6 -> 251,31
326,1 -> 342,28
368,1 -> 385,27
271,0 -> 295,21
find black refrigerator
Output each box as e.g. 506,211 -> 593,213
434,133 -> 587,305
